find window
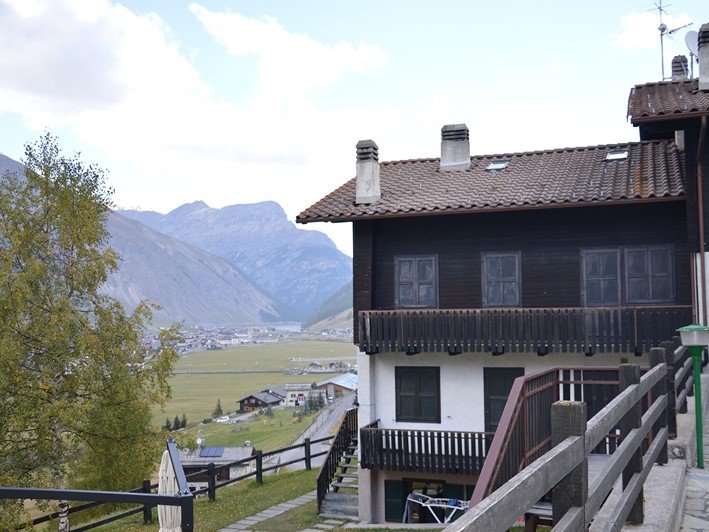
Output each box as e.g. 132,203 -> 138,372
582,249 -> 619,306
395,366 -> 440,423
486,159 -> 510,171
625,246 -> 674,303
605,149 -> 628,161
482,252 -> 521,307
395,255 -> 438,308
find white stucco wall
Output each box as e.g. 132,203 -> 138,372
366,350 -> 646,433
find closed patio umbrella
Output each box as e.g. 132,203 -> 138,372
158,449 -> 182,532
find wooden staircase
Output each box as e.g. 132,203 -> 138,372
317,408 -> 359,520
320,438 -> 359,519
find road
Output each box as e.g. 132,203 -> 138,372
265,392 -> 356,472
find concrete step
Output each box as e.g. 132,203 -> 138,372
338,462 -> 358,469
336,472 -> 358,479
321,492 -> 359,519
331,481 -> 358,490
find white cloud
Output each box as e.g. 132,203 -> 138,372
188,4 -> 387,104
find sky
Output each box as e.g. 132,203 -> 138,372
0,0 -> 706,257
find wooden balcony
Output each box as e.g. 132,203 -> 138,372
359,422 -> 493,476
358,305 -> 692,355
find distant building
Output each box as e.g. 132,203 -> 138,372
179,445 -> 255,490
283,383 -> 326,407
238,391 -> 283,412
316,373 -> 358,398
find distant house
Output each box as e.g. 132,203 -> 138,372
316,373 -> 358,398
238,391 -> 283,413
283,383 -> 326,407
179,445 -> 255,490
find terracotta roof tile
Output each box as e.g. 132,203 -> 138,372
297,140 -> 685,223
628,78 -> 709,122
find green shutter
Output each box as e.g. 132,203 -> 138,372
385,479 -> 404,522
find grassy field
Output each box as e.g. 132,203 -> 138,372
90,468 -> 318,531
179,408 -> 316,450
176,340 -> 356,372
156,340 -> 356,424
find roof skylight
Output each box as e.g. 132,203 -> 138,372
605,149 -> 628,161
486,159 -> 509,171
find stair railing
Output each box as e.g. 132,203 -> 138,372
316,407 -> 358,512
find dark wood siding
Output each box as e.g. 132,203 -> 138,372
352,201 -> 690,340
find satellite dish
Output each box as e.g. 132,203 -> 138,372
686,30 -> 699,57
196,437 -> 205,447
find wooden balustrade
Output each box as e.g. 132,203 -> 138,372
359,306 -> 692,355
360,424 -> 493,476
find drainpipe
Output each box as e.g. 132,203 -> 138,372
697,115 -> 709,368
698,115 -> 707,327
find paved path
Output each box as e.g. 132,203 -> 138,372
219,490 -> 317,531
219,490 -> 352,531
681,385 -> 709,531
681,417 -> 709,531
267,393 -> 355,472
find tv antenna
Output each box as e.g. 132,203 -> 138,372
649,1 -> 693,79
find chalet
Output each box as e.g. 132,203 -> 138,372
179,444 -> 255,491
316,373 -> 358,398
238,390 -> 283,413
297,26 -> 709,524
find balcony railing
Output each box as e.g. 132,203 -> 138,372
358,305 -> 692,354
359,422 -> 493,476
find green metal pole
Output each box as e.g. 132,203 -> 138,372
689,346 -> 705,469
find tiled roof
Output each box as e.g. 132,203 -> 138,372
180,446 -> 254,466
317,373 -> 358,390
297,140 -> 685,223
628,79 -> 709,122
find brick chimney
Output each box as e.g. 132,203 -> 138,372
700,23 -> 709,91
355,140 -> 380,204
671,55 -> 688,80
440,124 -> 470,171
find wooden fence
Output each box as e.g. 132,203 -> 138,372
11,434 -> 334,530
359,306 -> 692,355
446,359 -> 669,531
317,408 -> 358,512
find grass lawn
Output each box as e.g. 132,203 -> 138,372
158,372 -> 340,426
180,407 -> 316,450
156,340 -> 356,424
91,468 -> 318,531
176,340 -> 356,372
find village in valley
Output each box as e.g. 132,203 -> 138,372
2,2 -> 709,532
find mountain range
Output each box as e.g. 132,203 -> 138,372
1,154 -> 352,326
119,201 -> 352,320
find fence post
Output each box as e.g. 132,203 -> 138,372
142,479 -> 152,524
663,344 -> 679,436
649,348 -> 669,465
304,438 -> 312,471
207,462 -> 216,502
619,364 -> 643,524
181,496 -> 194,531
551,400 -> 587,527
256,450 -> 263,485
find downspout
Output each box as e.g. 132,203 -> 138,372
698,114 -> 707,326
696,115 -> 709,368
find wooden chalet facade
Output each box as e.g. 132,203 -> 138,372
298,48 -> 709,524
238,390 -> 283,413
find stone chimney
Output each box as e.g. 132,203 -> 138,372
700,23 -> 709,91
671,55 -> 688,80
440,124 -> 470,171
355,140 -> 380,204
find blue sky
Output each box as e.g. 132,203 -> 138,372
0,0 -> 706,256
